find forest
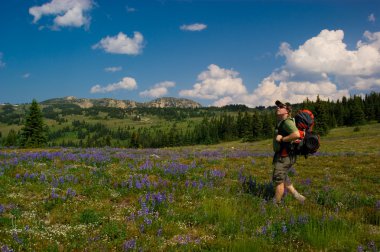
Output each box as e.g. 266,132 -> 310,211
0,92 -> 379,148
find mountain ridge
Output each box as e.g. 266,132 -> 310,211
41,96 -> 203,109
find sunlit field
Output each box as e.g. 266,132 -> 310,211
0,124 -> 379,251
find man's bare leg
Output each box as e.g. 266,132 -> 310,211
274,183 -> 285,203
285,183 -> 305,202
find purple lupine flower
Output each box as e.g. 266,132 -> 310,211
128,178 -> 133,188
51,179 -> 59,187
1,245 -> 14,252
15,174 -> 21,180
298,215 -> 309,224
127,213 -> 135,221
357,245 -> 364,252
282,224 -> 287,233
0,204 -> 5,214
144,218 -> 152,226
198,180 -> 204,190
12,232 -> 22,244
261,226 -> 267,235
66,188 -> 76,198
40,174 -> 46,182
139,224 -> 145,233
301,178 -> 312,186
290,216 -> 295,225
157,228 -> 163,237
51,189 -> 59,199
123,239 -> 136,251
135,180 -> 142,190
375,200 -> 380,211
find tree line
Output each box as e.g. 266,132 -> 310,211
1,92 -> 379,148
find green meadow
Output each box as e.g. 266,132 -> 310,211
0,123 -> 379,251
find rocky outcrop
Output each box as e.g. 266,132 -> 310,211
41,96 -> 202,109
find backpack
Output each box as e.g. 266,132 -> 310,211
292,110 -> 320,157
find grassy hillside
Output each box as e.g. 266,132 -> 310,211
0,124 -> 379,251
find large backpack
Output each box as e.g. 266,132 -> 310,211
292,110 -> 320,157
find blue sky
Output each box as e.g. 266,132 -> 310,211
0,0 -> 379,107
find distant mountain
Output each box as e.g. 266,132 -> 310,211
144,97 -> 202,108
41,96 -> 202,109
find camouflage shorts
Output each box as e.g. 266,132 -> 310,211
272,155 -> 296,185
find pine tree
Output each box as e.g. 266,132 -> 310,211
351,96 -> 366,125
5,129 -> 18,147
20,99 -> 47,148
251,112 -> 263,141
314,95 -> 330,136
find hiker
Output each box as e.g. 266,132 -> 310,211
272,100 -> 305,204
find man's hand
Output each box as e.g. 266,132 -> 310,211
278,131 -> 300,143
276,135 -> 283,142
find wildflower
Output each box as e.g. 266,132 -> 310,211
144,218 -> 152,226
1,245 -> 14,252
261,226 -> 267,235
282,224 -> 287,233
302,178 -> 312,186
376,200 -> 380,211
157,228 -> 162,237
51,189 -> 59,199
289,216 -> 295,225
40,174 -> 46,182
12,232 -> 22,244
66,188 -> 76,198
357,245 -> 363,252
123,239 -> 136,251
0,204 -> 4,214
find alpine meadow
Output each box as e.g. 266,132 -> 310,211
0,93 -> 379,251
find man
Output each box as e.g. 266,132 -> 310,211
273,100 -> 305,204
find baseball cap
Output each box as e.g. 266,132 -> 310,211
275,100 -> 292,111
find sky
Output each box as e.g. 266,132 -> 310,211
0,0 -> 379,107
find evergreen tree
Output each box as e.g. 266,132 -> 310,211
20,99 -> 47,148
351,96 -> 366,125
314,96 -> 330,136
251,112 -> 263,141
262,112 -> 275,138
5,129 -> 18,147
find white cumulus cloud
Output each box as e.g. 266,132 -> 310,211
140,81 -> 175,98
29,0 -> 93,29
90,77 -> 137,93
104,66 -> 122,72
179,64 -> 247,100
181,29 -> 380,107
180,23 -> 207,31
92,32 -> 144,55
279,29 -> 380,76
